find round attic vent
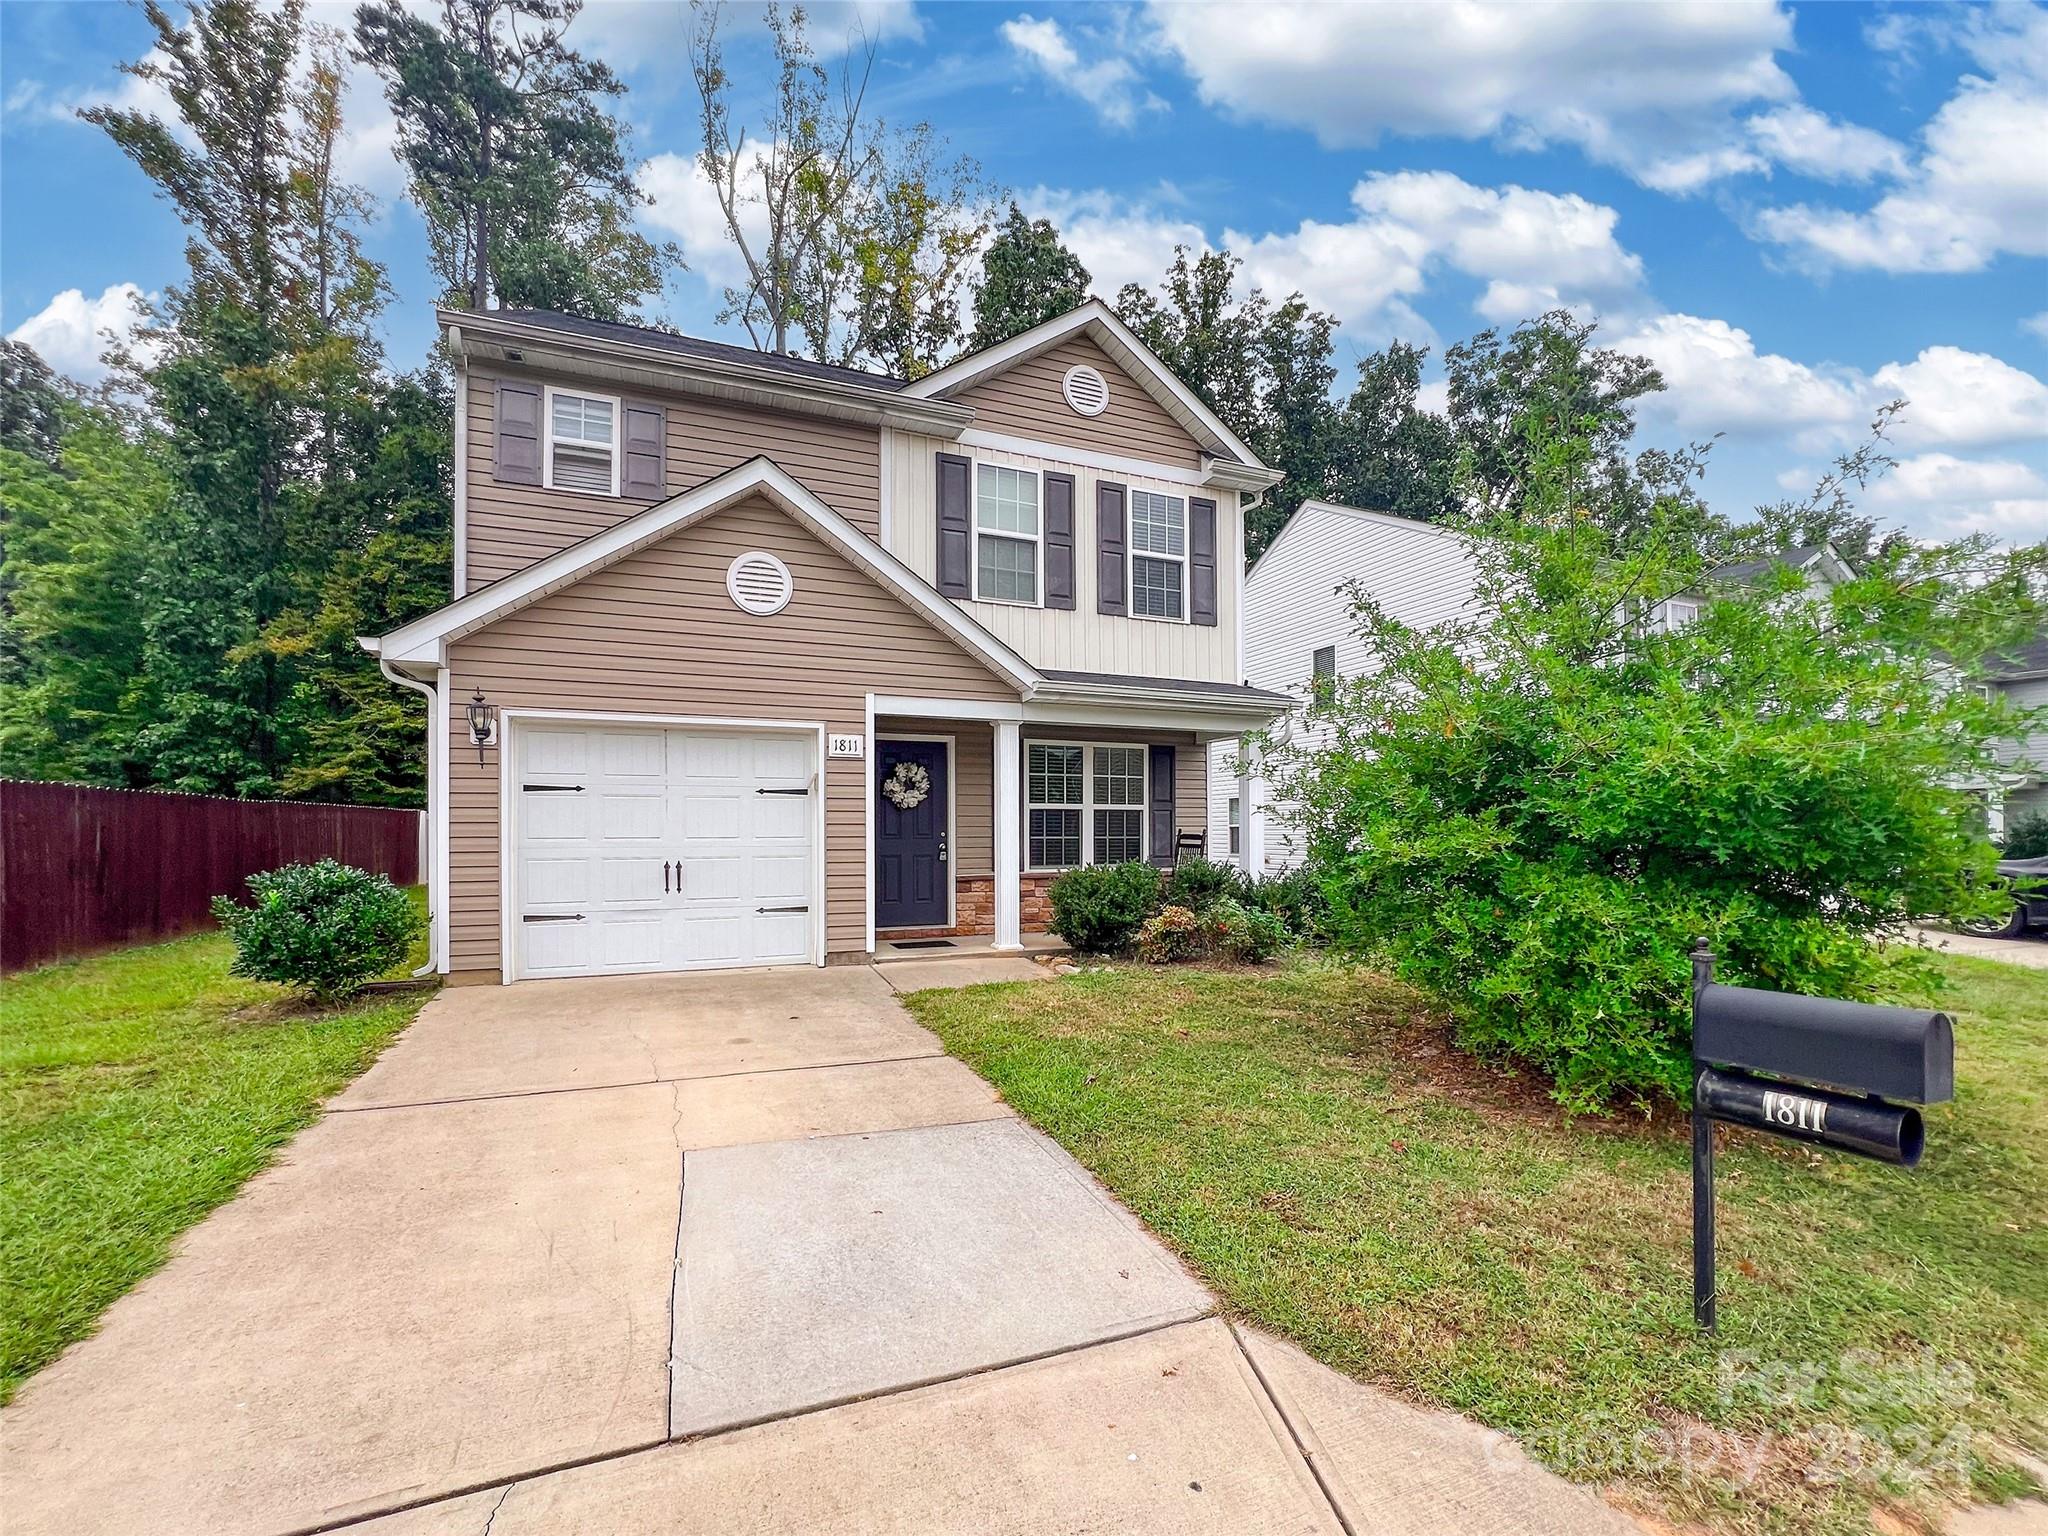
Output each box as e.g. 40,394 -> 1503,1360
1062,364 -> 1110,417
726,551 -> 793,616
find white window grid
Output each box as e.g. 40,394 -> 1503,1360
1128,489 -> 1186,621
973,462 -> 1042,606
543,386 -> 620,496
1026,741 -> 1150,870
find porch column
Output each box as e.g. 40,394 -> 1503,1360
1237,761 -> 1267,876
993,717 -> 1023,950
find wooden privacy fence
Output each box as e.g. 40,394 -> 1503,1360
0,780 -> 424,973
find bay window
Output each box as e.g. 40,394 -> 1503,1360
1026,741 -> 1150,869
1129,489 -> 1186,620
975,464 -> 1040,604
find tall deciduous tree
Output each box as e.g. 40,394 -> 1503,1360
1325,341 -> 1460,527
354,0 -> 671,319
971,203 -> 1091,350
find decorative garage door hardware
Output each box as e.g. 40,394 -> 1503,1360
522,913 -> 584,922
756,786 -> 810,795
522,783 -> 584,792
1688,942 -> 1953,1333
757,905 -> 809,914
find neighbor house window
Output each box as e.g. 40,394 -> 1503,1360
1653,599 -> 1701,634
975,464 -> 1040,604
1228,795 -> 1241,856
1129,489 -> 1186,620
1312,645 -> 1336,705
1027,741 -> 1149,868
544,388 -> 618,495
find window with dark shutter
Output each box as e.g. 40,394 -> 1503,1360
494,379 -> 542,486
1044,471 -> 1076,609
1189,496 -> 1218,627
621,402 -> 665,499
1147,744 -> 1176,866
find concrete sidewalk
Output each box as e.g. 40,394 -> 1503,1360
3,965 -> 1641,1536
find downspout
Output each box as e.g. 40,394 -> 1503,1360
379,657 -> 442,979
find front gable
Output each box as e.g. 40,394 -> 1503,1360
947,334 -> 1206,471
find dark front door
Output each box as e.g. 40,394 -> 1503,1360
875,738 -> 949,929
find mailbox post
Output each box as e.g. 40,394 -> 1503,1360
1689,941 -> 1953,1332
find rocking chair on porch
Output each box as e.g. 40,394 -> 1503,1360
1171,831 -> 1207,868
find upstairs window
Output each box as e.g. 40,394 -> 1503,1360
975,464 -> 1040,605
1312,645 -> 1337,705
1129,490 -> 1186,620
545,388 -> 618,495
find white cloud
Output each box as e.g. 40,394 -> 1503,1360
1026,171 -> 1647,342
1742,104 -> 1909,183
636,152 -> 761,296
1615,312 -> 1864,440
1146,0 -> 1797,190
7,283 -> 159,384
2026,312 -> 2048,343
1000,14 -> 1165,129
1869,452 -> 2048,540
1752,7 -> 2048,272
1871,346 -> 2048,450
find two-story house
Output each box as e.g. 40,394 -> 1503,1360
1981,634 -> 2048,835
363,300 -> 1289,984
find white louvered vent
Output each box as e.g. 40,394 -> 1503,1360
1062,364 -> 1110,417
726,551 -> 794,616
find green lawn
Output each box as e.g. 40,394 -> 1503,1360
904,953 -> 2048,1536
0,902 -> 432,1403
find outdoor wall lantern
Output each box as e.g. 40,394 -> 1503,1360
465,687 -> 498,766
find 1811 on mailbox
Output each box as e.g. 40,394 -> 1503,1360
1688,944 -> 1953,1330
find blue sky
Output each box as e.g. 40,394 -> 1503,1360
5,0 -> 2046,542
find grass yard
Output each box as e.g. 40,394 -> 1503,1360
0,898 -> 432,1403
904,952 -> 2047,1536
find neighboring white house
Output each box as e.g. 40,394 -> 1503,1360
1206,502 -> 1482,873
1206,505 -> 1857,874
1982,634 -> 2048,834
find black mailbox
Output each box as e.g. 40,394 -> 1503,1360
1695,984 -> 1954,1105
1687,945 -> 1956,1333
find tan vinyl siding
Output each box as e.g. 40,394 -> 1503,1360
464,367 -> 883,590
885,431 -> 1240,682
950,335 -> 1205,471
446,496 -> 1018,977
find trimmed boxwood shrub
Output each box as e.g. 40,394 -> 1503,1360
1136,904 -> 1204,964
211,860 -> 424,1002
1161,857 -> 1245,914
2006,811 -> 2048,860
1047,861 -> 1161,953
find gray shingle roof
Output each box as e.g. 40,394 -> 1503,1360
494,309 -> 909,393
1706,545 -> 1828,585
1038,669 -> 1292,705
1984,632 -> 2048,679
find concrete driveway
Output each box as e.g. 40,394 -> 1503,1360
3,965 -> 1637,1536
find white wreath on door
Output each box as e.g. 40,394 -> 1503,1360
882,760 -> 931,810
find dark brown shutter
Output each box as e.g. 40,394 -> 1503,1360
936,452 -> 972,599
494,379 -> 542,486
1044,471 -> 1076,610
1097,480 -> 1127,617
1190,495 -> 1218,627
621,402 -> 665,499
1148,744 -> 1176,866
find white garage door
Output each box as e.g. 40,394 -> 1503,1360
514,724 -> 815,979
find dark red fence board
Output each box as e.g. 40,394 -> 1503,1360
0,781 -> 422,972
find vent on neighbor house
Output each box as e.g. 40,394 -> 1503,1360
726,551 -> 793,616
1062,364 -> 1110,417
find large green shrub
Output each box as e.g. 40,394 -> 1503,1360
1161,857 -> 1244,913
1047,862 -> 1161,953
1265,422 -> 2047,1111
1243,866 -> 1328,942
2006,811 -> 2048,860
211,860 -> 424,1002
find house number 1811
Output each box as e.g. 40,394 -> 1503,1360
1761,1090 -> 1828,1134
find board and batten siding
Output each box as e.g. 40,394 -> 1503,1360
885,432 -> 1240,682
947,334 -> 1206,472
1215,505 -> 1487,873
463,367 -> 883,591
445,496 -> 1018,978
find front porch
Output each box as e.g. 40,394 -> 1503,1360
867,683 -> 1282,956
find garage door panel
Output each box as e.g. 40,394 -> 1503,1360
515,723 -> 816,980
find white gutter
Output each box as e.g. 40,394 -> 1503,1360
376,649 -> 443,979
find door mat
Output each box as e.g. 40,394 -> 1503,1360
887,939 -> 957,950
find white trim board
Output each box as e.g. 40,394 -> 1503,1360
371,456 -> 1039,694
